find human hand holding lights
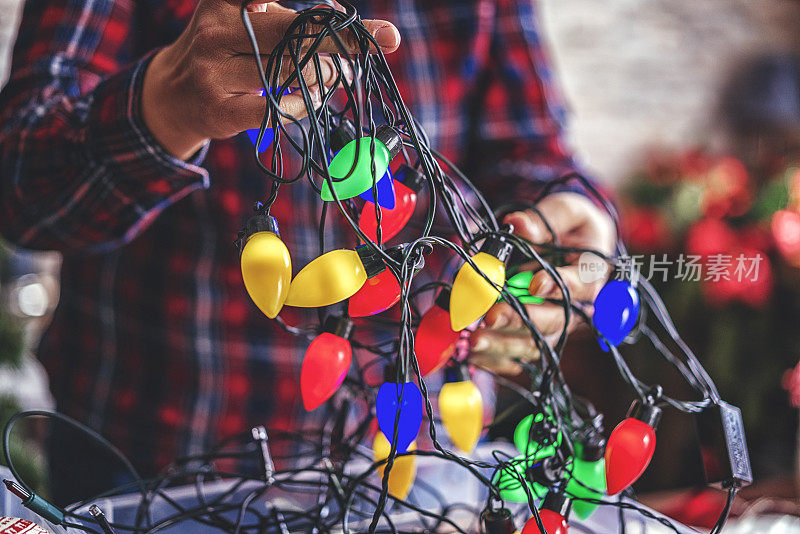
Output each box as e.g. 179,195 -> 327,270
141,0 -> 400,159
470,192 -> 616,374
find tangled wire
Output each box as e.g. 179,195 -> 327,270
3,2 -> 746,534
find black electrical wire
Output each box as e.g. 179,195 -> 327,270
0,4 -> 747,534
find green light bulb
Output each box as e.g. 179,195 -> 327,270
508,270 -> 534,288
498,412 -> 569,505
321,125 -> 401,201
567,457 -> 606,519
500,270 -> 545,305
566,435 -> 607,519
492,456 -> 547,503
513,412 -> 562,458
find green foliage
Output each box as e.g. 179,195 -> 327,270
749,173 -> 790,222
0,290 -> 46,491
0,395 -> 47,493
624,178 -> 674,208
0,312 -> 25,368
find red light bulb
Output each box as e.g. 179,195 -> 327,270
359,164 -> 423,243
348,268 -> 401,317
521,510 -> 568,534
521,491 -> 571,534
415,289 -> 462,376
301,317 -> 354,411
605,401 -> 662,495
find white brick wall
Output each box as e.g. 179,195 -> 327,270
0,0 -> 22,86
540,0 -> 800,184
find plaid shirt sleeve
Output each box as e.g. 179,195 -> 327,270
467,0 -> 595,206
0,0 -> 209,253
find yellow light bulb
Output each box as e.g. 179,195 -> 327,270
450,243 -> 509,330
373,433 -> 417,500
284,249 -> 367,307
240,230 -> 292,319
439,379 -> 483,453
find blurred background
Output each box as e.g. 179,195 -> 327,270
1,0 -> 800,529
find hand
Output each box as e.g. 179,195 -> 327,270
142,0 -> 401,159
469,192 -> 616,375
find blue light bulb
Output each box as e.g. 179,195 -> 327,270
246,125 -> 274,153
376,381 -> 423,453
593,280 -> 640,351
358,167 -> 396,209
244,87 -> 293,153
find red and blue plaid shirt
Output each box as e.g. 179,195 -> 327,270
0,0 -> 582,476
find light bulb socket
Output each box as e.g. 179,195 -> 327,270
576,432 -> 606,462
375,125 -> 401,159
386,243 -> 425,272
542,490 -> 572,519
323,315 -> 354,340
479,235 -> 513,263
527,456 -> 561,488
397,164 -> 425,192
522,413 -> 560,451
627,400 -> 662,429
383,362 -> 398,383
443,364 -> 468,383
356,244 -> 387,279
434,287 -> 452,311
481,507 -> 515,534
331,118 -> 357,153
244,213 -> 280,238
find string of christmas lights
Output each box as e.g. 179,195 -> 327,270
2,2 -> 750,533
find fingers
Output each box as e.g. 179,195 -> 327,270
261,2 -> 295,14
470,328 -> 537,375
466,193 -> 617,376
469,299 -> 581,375
240,12 -> 400,55
503,193 -> 587,244
275,90 -> 322,121
216,0 -> 278,8
469,351 -> 525,376
503,192 -> 615,253
529,265 -> 606,303
228,90 -> 321,131
223,53 -> 341,93
483,301 -> 575,336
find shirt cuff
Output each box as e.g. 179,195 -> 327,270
86,52 -> 210,205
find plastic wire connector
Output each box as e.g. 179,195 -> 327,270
26,494 -> 65,525
3,481 -> 65,525
695,402 -> 752,488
